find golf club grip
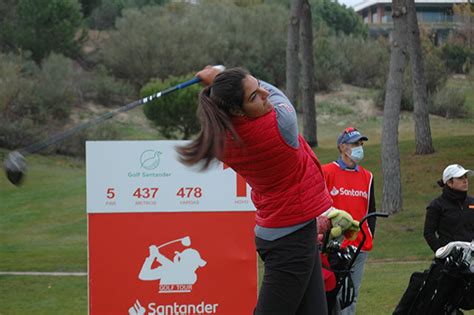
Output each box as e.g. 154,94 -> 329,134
19,76 -> 202,155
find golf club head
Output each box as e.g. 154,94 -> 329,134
4,151 -> 27,186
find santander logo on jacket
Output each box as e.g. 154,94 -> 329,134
330,186 -> 368,199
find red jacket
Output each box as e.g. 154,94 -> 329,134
223,109 -> 332,228
322,162 -> 374,251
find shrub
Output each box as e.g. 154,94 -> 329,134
94,71 -> 134,106
34,53 -> 79,121
314,28 -> 346,91
0,53 -> 28,113
54,121 -> 121,156
88,0 -> 124,30
339,36 -> 389,88
15,0 -> 84,63
311,0 -> 368,38
429,86 -> 468,119
78,65 -> 134,107
373,87 -> 413,111
0,52 -> 43,120
441,43 -> 472,74
102,3 -> 288,87
374,29 -> 449,111
0,53 -> 80,122
141,74 -> 201,140
0,52 -> 85,149
0,0 -> 18,52
399,38 -> 448,111
79,0 -> 102,17
419,41 -> 449,94
0,115 -> 44,150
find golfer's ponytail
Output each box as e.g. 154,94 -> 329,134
437,179 -> 445,187
177,68 -> 247,169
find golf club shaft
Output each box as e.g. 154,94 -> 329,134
17,76 -> 202,156
18,65 -> 229,156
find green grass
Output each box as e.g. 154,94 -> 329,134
318,100 -> 356,116
359,261 -> 474,314
0,152 -> 87,272
0,276 -> 87,315
446,72 -> 474,113
359,262 -> 428,314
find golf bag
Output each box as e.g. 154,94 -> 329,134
321,239 -> 357,314
393,241 -> 474,315
320,212 -> 389,314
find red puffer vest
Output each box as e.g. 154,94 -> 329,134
223,109 -> 332,228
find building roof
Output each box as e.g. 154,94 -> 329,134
353,0 -> 469,12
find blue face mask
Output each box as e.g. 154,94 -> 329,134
350,146 -> 364,163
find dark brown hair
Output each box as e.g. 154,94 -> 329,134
177,67 -> 249,169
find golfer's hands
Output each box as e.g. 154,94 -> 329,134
324,207 -> 360,240
316,215 -> 331,243
197,65 -> 224,86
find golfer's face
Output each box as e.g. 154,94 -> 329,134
449,174 -> 469,192
241,75 -> 272,119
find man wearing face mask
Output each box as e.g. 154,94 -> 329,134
321,127 -> 376,315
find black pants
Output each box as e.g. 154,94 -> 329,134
255,220 -> 328,315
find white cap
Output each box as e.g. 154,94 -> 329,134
442,164 -> 473,183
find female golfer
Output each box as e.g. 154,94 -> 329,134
178,66 -> 332,314
393,163 -> 474,314
424,164 -> 474,252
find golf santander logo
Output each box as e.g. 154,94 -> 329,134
330,186 -> 368,199
140,150 -> 162,170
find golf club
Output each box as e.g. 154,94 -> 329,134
157,236 -> 191,249
3,65 -> 225,186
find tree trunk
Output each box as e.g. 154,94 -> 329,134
381,0 -> 408,215
300,0 -> 317,147
406,0 -> 435,155
286,0 -> 303,108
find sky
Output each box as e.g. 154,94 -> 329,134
338,0 -> 362,8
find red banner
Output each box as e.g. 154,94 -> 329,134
89,212 -> 257,315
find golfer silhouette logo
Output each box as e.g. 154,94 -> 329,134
138,236 -> 207,293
